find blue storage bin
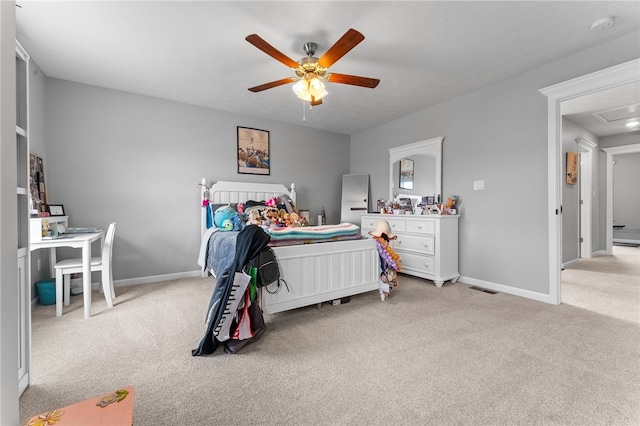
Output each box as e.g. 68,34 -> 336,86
36,279 -> 56,305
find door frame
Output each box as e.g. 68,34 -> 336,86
602,143 -> 640,252
539,58 -> 640,305
577,137 -> 597,258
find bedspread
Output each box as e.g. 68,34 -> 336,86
198,228 -> 238,277
199,223 -> 362,273
266,223 -> 362,246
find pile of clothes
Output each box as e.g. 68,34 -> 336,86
192,225 -> 271,356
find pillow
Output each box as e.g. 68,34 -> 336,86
213,205 -> 236,229
210,203 -> 237,213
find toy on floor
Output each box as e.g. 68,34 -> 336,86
369,221 -> 401,301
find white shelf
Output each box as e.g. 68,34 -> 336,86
16,39 -> 31,396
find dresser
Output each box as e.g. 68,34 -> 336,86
361,214 -> 459,287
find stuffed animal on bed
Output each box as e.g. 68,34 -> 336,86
246,209 -> 262,226
230,212 -> 246,231
214,205 -> 236,230
261,207 -> 281,227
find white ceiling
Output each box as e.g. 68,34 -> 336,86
562,80 -> 640,137
15,0 -> 640,136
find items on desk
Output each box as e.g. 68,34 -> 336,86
41,220 -> 71,239
64,227 -> 102,234
41,235 -> 71,240
41,220 -> 50,237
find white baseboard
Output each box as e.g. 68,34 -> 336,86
459,275 -> 555,304
113,270 -> 203,287
31,270 -> 205,305
562,258 -> 579,269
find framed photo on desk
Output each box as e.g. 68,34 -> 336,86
48,204 -> 65,216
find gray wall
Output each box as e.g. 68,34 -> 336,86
561,118 -> 599,264
600,131 -> 640,150
612,152 -> 640,229
350,31 -> 639,297
43,79 -> 350,281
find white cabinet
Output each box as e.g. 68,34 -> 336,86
16,41 -> 31,395
361,214 -> 459,287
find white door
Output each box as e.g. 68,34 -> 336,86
578,137 -> 596,259
341,174 -> 369,224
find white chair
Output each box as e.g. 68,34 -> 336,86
54,222 -> 117,317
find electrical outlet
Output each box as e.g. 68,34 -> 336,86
474,180 -> 485,190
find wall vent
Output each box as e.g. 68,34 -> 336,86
469,286 -> 497,294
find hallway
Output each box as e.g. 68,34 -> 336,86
562,245 -> 640,324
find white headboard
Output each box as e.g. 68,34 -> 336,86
200,178 -> 296,236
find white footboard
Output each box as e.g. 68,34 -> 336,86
262,238 -> 380,314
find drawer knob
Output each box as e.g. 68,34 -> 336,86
417,225 -> 422,229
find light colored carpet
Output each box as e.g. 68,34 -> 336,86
20,251 -> 640,425
562,245 -> 640,324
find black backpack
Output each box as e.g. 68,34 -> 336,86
253,247 -> 280,288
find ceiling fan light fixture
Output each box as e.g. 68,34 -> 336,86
308,76 -> 326,97
292,79 -> 308,99
295,90 -> 328,103
293,74 -> 328,101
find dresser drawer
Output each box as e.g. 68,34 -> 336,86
406,219 -> 435,235
398,251 -> 434,274
386,218 -> 406,233
361,216 -> 379,231
395,234 -> 434,255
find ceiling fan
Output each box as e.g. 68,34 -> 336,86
246,28 -> 380,106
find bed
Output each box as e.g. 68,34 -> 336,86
198,178 -> 380,315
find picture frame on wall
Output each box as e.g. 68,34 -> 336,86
48,204 -> 65,216
237,126 -> 270,175
566,151 -> 578,185
399,158 -> 414,190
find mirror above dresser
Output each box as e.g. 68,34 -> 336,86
389,136 -> 443,203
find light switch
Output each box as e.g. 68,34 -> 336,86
474,180 -> 484,190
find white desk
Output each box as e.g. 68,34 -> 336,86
30,231 -> 105,318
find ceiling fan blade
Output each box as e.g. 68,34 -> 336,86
326,73 -> 380,88
248,77 -> 295,92
317,28 -> 365,68
246,34 -> 300,69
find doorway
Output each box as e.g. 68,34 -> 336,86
577,137 -> 597,259
540,58 -> 640,305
